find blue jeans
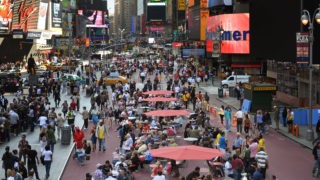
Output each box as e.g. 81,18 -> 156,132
44,160 -> 52,178
98,138 -> 106,150
77,151 -> 85,164
226,118 -> 231,131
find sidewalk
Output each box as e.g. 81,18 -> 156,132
214,95 -> 314,150
0,88 -> 89,180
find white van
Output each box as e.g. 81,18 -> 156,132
221,75 -> 251,88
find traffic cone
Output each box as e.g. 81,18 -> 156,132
224,91 -> 227,97
232,114 -> 237,126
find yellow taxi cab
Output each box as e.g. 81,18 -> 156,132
100,72 -> 128,85
45,63 -> 62,71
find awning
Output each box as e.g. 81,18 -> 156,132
231,64 -> 261,68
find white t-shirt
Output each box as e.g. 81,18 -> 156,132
235,110 -> 244,119
39,116 -> 48,126
153,175 -> 166,180
42,150 -> 52,161
224,161 -> 233,176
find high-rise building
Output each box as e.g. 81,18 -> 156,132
113,0 -> 137,39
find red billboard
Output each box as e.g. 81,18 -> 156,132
12,0 -> 41,32
0,0 -> 13,33
207,13 -> 250,54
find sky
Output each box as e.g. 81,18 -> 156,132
108,0 -> 115,15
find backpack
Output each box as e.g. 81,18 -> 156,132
145,151 -> 153,162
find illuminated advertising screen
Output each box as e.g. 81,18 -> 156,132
208,0 -> 232,7
182,48 -> 205,57
147,6 -> 166,21
12,0 -> 41,32
61,0 -> 76,12
77,0 -> 107,11
78,10 -> 107,28
207,13 -> 250,54
52,2 -> 62,28
0,0 -> 13,33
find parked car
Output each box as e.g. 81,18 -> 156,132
221,75 -> 251,88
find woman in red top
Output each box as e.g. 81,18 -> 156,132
152,161 -> 163,177
70,99 -> 76,111
73,126 -> 84,149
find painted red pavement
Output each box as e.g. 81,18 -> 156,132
61,96 -> 316,180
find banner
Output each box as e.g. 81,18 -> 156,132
37,2 -> 48,30
52,2 -> 62,28
207,13 -> 250,54
26,31 -> 41,39
178,0 -> 186,11
12,0 -> 41,32
296,32 -> 309,66
0,0 -> 13,33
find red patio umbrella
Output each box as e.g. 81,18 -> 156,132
141,97 -> 177,102
149,145 -> 225,161
142,90 -> 173,95
144,109 -> 190,117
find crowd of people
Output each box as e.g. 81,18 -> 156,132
0,47 -> 285,180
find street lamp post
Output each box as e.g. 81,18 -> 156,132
301,7 -> 320,141
118,28 -> 125,52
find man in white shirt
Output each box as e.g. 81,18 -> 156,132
121,134 -> 133,154
38,112 -> 48,129
152,171 -> 166,180
235,109 -> 244,134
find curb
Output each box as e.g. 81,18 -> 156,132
58,142 -> 76,180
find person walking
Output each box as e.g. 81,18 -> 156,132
224,106 -> 232,132
46,125 -> 56,152
56,113 -> 65,140
81,106 -> 89,130
235,109 -> 244,134
274,106 -> 280,130
218,105 -> 225,124
18,134 -> 29,163
282,107 -> 287,127
42,145 -> 53,179
244,114 -> 251,135
66,107 -> 75,135
96,120 -> 108,152
26,145 -> 40,180
2,146 -> 14,178
312,142 -> 320,177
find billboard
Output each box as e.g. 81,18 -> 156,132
208,0 -> 232,7
147,6 -> 166,21
12,0 -> 41,32
137,0 -> 144,16
0,0 -> 13,33
182,48 -> 205,57
37,2 -> 48,30
52,2 -> 62,28
77,0 -> 107,11
178,0 -> 186,11
78,10 -> 107,28
207,13 -> 250,54
61,0 -> 76,12
188,6 -> 200,40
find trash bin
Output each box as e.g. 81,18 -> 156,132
218,88 -> 224,98
86,87 -> 91,97
61,125 -> 71,145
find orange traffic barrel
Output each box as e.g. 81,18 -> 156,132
232,115 -> 237,126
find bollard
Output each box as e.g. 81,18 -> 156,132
232,115 -> 237,126
213,107 -> 217,117
294,124 -> 299,137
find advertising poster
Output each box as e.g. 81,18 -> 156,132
296,32 -> 309,67
37,2 -> 48,30
52,2 -> 62,28
207,13 -> 250,54
61,0 -> 76,12
12,0 -> 40,32
78,10 -> 107,28
178,0 -> 186,11
0,0 -> 13,33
